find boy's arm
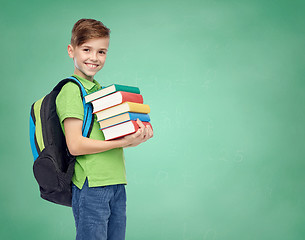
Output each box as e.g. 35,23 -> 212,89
64,118 -> 153,156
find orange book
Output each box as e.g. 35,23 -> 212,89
102,120 -> 152,141
92,91 -> 143,113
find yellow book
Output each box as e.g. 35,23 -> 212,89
95,102 -> 150,121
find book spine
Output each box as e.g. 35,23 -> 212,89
128,102 -> 151,113
94,102 -> 150,121
92,92 -> 143,113
99,113 -> 150,130
129,120 -> 152,129
128,112 -> 151,122
120,92 -> 143,104
116,85 -> 140,94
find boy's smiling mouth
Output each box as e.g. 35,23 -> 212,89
85,63 -> 99,69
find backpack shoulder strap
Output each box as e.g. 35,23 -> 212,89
54,76 -> 94,138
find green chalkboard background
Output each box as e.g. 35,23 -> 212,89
1,0 -> 305,239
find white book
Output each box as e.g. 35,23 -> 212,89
91,91 -> 143,113
102,120 -> 152,140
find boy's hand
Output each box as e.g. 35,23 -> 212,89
122,119 -> 153,148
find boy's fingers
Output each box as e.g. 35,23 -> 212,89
143,125 -> 149,137
144,125 -> 152,137
143,126 -> 153,141
130,129 -> 142,139
136,128 -> 143,136
135,120 -> 153,141
137,119 -> 145,128
147,125 -> 153,138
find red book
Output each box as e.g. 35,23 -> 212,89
102,120 -> 152,141
92,91 -> 143,113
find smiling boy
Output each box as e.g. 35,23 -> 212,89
56,19 -> 153,240
68,37 -> 109,81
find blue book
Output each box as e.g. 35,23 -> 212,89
98,112 -> 150,129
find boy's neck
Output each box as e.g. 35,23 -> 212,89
73,69 -> 94,82
73,73 -> 94,82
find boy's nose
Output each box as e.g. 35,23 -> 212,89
89,52 -> 98,61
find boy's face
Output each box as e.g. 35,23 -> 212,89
68,37 -> 109,81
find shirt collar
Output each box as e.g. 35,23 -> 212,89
72,74 -> 101,91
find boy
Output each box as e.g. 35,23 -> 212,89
56,18 -> 153,240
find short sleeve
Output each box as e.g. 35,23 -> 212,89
56,82 -> 84,124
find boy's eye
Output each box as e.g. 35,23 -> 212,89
99,51 -> 106,54
83,49 -> 89,52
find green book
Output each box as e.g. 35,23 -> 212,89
84,84 -> 140,103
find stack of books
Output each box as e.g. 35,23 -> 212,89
85,84 -> 152,140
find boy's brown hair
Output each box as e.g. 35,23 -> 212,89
71,18 -> 110,47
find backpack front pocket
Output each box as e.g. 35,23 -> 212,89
33,146 -> 60,193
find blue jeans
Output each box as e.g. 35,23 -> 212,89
72,179 -> 126,240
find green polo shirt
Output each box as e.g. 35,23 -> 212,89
56,74 -> 127,189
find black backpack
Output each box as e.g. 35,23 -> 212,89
29,76 -> 94,207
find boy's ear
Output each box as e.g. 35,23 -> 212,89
67,44 -> 74,58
